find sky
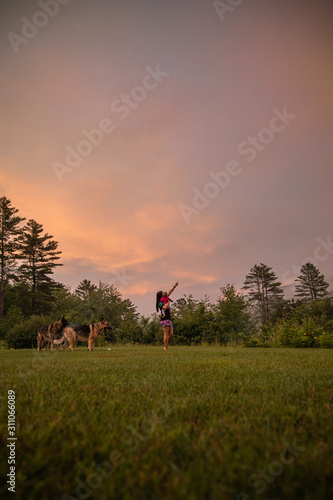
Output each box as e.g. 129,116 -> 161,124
1,0 -> 333,316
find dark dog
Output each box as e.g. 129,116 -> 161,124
37,317 -> 69,352
54,318 -> 109,351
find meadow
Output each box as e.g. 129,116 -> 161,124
0,346 -> 332,500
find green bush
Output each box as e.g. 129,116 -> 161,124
0,306 -> 25,340
6,315 -> 53,349
94,332 -> 109,347
259,318 -> 323,348
289,331 -> 320,348
0,339 -> 8,350
140,319 -> 161,345
320,332 -> 333,348
243,337 -> 266,347
115,321 -> 144,344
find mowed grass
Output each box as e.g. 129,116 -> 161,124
0,346 -> 332,500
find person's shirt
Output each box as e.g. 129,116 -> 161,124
160,296 -> 173,305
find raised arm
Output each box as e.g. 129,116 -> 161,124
167,281 -> 179,297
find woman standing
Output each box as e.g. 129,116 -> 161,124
156,281 -> 179,350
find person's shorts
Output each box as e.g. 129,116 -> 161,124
160,320 -> 173,328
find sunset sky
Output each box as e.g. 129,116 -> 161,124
1,0 -> 333,315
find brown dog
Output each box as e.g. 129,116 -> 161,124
37,317 -> 69,352
53,319 -> 109,351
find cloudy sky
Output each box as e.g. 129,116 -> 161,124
1,0 -> 333,315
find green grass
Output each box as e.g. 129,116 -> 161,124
0,346 -> 332,500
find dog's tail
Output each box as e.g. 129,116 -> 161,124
54,336 -> 65,345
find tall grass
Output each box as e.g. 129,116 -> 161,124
0,346 -> 332,500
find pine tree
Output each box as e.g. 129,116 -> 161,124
0,197 -> 25,321
16,219 -> 62,315
295,263 -> 329,301
242,263 -> 284,325
75,279 -> 97,298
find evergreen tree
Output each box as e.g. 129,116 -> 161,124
0,197 -> 25,321
242,263 -> 284,325
16,219 -> 62,315
75,279 -> 97,298
295,263 -> 329,301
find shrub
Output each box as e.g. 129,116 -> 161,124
0,340 -> 8,350
0,306 -> 24,340
115,321 -> 144,344
289,331 -> 320,348
139,318 -> 161,345
94,332 -> 109,347
320,333 -> 333,348
259,317 -> 323,348
243,337 -> 266,348
6,315 -> 54,349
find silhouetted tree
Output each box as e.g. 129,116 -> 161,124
0,197 -> 25,321
243,263 -> 284,325
295,263 -> 329,301
16,219 -> 62,314
75,279 -> 97,298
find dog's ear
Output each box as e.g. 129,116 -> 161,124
101,316 -> 104,322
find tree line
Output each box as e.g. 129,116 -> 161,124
0,196 -> 332,348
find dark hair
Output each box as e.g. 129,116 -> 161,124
156,291 -> 163,312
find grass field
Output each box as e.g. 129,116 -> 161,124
0,346 -> 332,500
